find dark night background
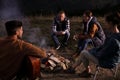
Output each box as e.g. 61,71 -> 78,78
20,0 -> 120,16
0,0 -> 120,17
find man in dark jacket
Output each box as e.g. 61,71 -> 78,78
73,10 -> 106,57
69,12 -> 120,77
51,11 -> 70,50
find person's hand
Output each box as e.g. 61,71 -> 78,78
73,34 -> 79,40
61,31 -> 66,35
78,34 -> 85,39
55,31 -> 65,35
73,33 -> 85,40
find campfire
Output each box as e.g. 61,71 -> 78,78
41,49 -> 70,72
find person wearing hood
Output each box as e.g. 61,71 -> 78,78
73,10 -> 106,58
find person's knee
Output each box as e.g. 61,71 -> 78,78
84,39 -> 92,43
65,32 -> 70,37
51,33 -> 56,37
81,50 -> 89,57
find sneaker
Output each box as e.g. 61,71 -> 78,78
78,70 -> 94,78
56,45 -> 61,50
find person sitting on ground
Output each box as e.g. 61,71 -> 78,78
51,11 -> 70,50
68,11 -> 120,77
73,10 -> 106,57
0,20 -> 47,80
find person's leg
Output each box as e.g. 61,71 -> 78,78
51,33 -> 60,49
72,51 -> 86,69
66,50 -> 85,73
72,50 -> 98,70
73,39 -> 83,57
80,50 -> 99,73
82,50 -> 98,67
62,31 -> 70,46
74,39 -> 92,57
67,49 -> 97,74
77,39 -> 83,52
74,50 -> 98,77
80,39 -> 93,51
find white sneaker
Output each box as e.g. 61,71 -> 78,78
56,45 -> 61,50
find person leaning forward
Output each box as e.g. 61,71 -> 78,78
67,11 -> 120,78
0,20 -> 47,80
51,11 -> 70,50
73,10 -> 106,58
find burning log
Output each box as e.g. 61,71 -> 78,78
41,49 -> 70,72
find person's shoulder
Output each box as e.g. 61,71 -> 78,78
91,17 -> 98,23
21,40 -> 32,46
64,17 -> 70,23
0,37 -> 9,42
22,40 -> 41,50
65,17 -> 69,21
0,37 -> 4,40
90,17 -> 102,27
111,33 -> 120,41
53,16 -> 59,23
16,39 -> 30,46
0,38 -> 5,43
107,33 -> 120,46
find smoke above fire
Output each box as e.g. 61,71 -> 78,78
0,0 -> 48,48
0,0 -> 23,20
24,27 -> 48,48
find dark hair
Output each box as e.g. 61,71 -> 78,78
105,11 -> 120,30
58,10 -> 65,15
84,10 -> 93,17
5,20 -> 22,36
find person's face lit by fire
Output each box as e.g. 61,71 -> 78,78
16,26 -> 23,39
59,13 -> 65,21
83,14 -> 90,22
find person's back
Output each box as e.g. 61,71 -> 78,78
0,37 -> 25,79
0,20 -> 47,80
97,33 -> 120,68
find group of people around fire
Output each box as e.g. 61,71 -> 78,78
0,9 -> 120,79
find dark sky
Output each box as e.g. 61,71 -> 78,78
0,0 -> 120,17
20,0 -> 120,10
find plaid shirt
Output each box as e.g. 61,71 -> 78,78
52,16 -> 70,33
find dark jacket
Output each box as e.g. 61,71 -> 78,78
95,33 -> 120,68
83,17 -> 106,47
52,16 -> 70,33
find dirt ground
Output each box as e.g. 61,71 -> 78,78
40,48 -> 120,80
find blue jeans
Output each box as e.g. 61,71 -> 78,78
76,39 -> 93,54
51,32 -> 70,47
